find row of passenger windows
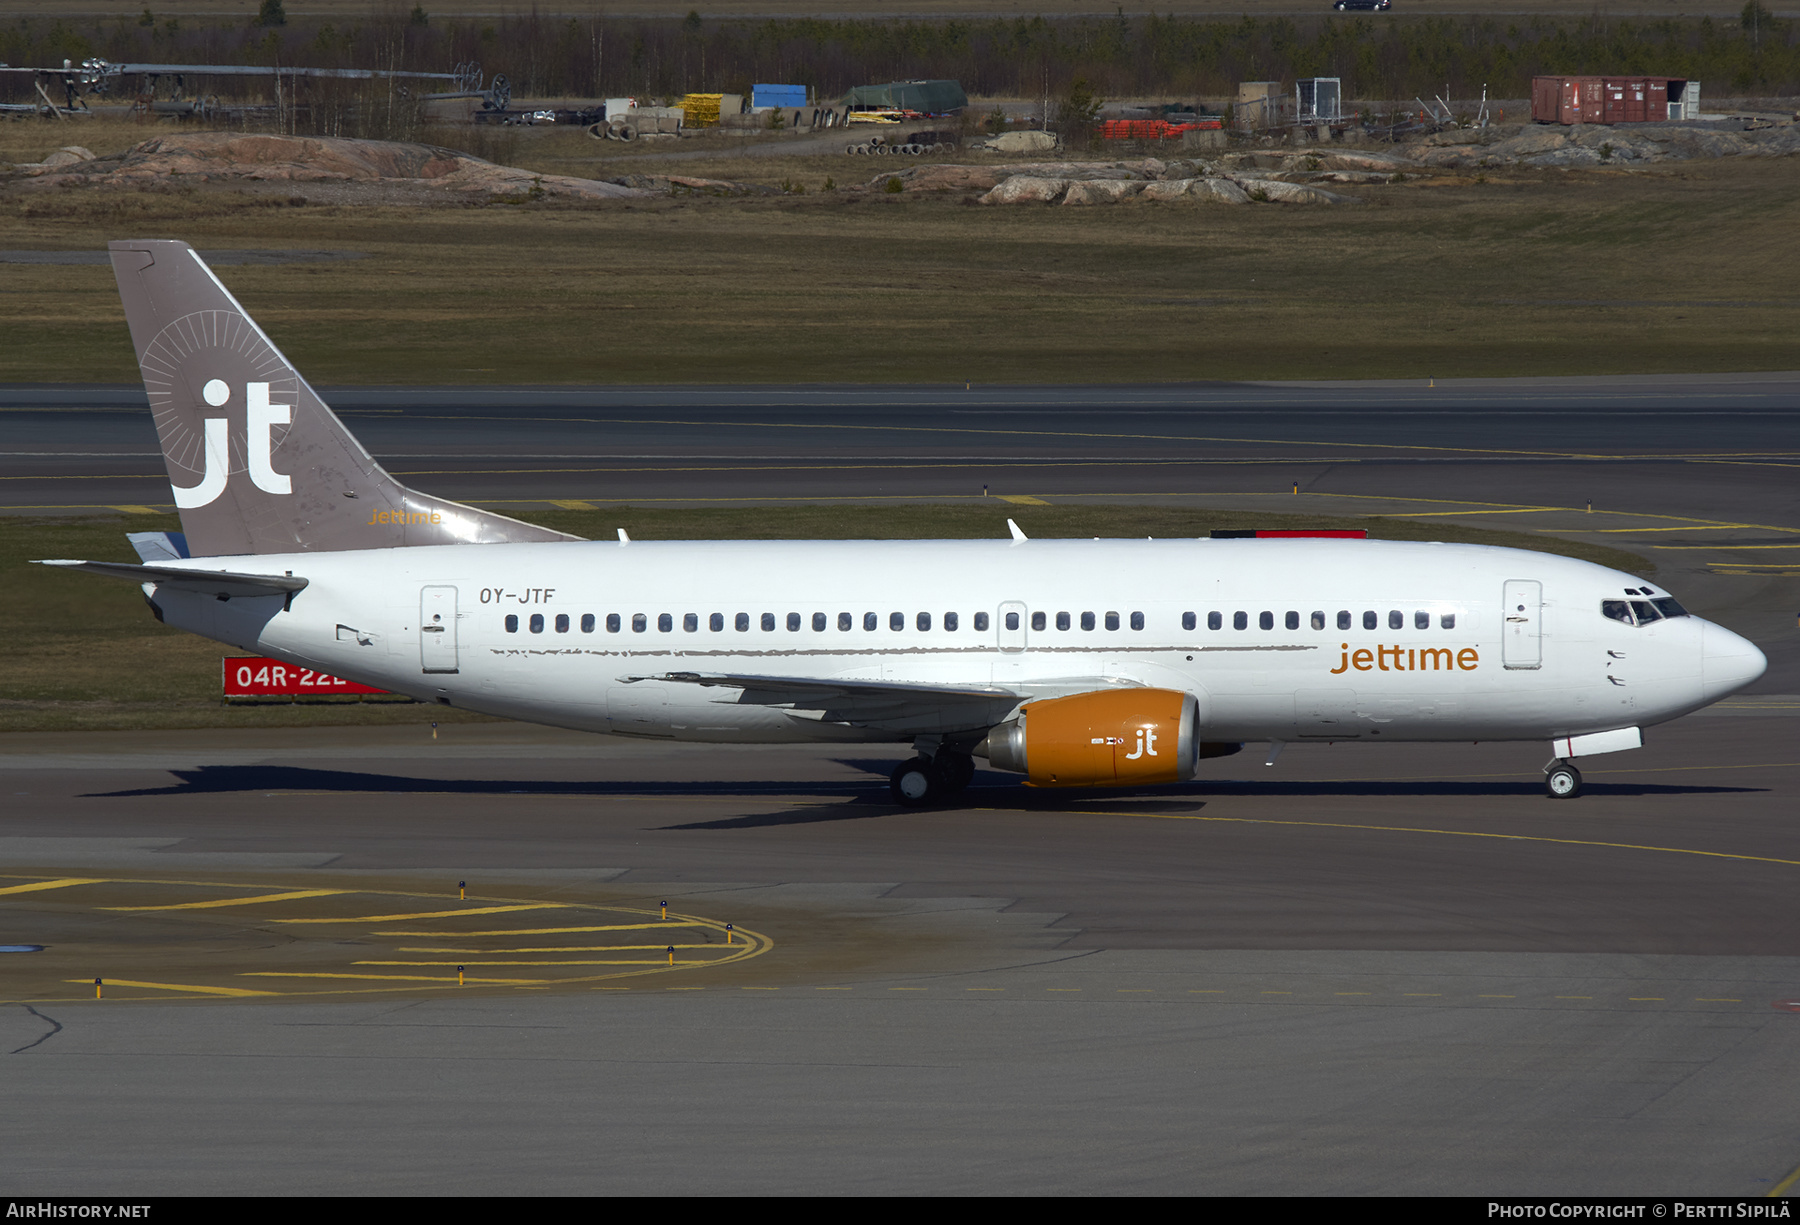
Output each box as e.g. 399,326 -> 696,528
501,609 -> 1151,635
1185,610 -> 1457,631
498,608 -> 1455,635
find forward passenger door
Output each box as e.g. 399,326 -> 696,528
1502,580 -> 1542,670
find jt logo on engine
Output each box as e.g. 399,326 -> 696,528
1125,728 -> 1159,760
171,380 -> 292,508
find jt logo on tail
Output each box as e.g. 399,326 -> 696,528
174,380 -> 293,508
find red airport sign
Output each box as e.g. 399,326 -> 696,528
222,657 -> 388,697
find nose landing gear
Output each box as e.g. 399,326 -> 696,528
1544,759 -> 1583,799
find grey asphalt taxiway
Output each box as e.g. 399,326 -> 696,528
5,377 -> 1800,1195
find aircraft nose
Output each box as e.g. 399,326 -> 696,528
1701,621 -> 1767,698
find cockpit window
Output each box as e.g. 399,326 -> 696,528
1630,600 -> 1663,624
1602,600 -> 1633,624
1652,597 -> 1689,619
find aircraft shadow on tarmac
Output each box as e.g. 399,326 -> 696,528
87,764 -> 1764,831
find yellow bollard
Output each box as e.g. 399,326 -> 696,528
667,945 -> 674,966
431,721 -> 439,741
459,880 -> 466,900
457,965 -> 465,986
661,900 -> 667,920
726,924 -> 733,945
94,977 -> 102,1000
1291,481 -> 1299,495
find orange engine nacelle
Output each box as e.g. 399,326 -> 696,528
978,688 -> 1199,788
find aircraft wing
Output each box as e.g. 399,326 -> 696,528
621,671 -> 1134,735
35,559 -> 308,600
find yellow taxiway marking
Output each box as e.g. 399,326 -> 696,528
1767,1162 -> 1800,1199
68,978 -> 275,998
1594,524 -> 1766,533
995,494 -> 1049,505
0,877 -> 104,896
394,944 -> 723,954
106,888 -> 347,912
1058,808 -> 1800,871
243,971 -> 548,984
816,986 -> 852,991
1050,988 -> 1083,992
275,903 -> 566,925
1656,543 -> 1800,550
357,959 -> 717,967
742,987 -> 779,990
373,922 -> 703,936
548,499 -> 595,510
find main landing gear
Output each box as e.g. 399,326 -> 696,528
1544,759 -> 1583,799
889,749 -> 976,807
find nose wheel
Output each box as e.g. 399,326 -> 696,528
1545,760 -> 1583,799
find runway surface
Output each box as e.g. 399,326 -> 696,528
4,714 -> 1800,1195
5,375 -> 1800,1194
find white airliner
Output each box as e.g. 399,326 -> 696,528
41,241 -> 1767,802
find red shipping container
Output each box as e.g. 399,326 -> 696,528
1534,74 -> 1681,124
1646,79 -> 1669,121
222,657 -> 389,697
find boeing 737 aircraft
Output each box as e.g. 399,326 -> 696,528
40,240 -> 1768,802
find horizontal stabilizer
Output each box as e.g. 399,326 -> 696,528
36,559 -> 308,600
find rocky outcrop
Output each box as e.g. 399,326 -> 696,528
980,130 -> 1059,153
1061,179 -> 1145,205
978,175 -> 1068,204
10,132 -> 655,200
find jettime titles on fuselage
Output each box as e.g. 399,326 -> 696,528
1331,644 -> 1480,674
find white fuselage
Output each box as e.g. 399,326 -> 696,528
147,537 -> 1766,747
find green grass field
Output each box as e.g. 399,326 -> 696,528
0,505 -> 1649,733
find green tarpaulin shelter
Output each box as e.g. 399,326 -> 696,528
841,80 -> 968,113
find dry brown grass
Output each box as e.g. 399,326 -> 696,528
3,139 -> 1798,385
0,0 -> 1758,16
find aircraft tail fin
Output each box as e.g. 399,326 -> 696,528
108,239 -> 577,557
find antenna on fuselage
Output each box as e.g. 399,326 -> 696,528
1006,519 -> 1028,544
617,528 -> 630,544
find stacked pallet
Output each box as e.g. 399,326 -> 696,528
681,94 -> 724,128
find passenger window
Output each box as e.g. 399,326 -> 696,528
607,613 -> 621,633
1363,611 -> 1377,631
1182,612 -> 1197,631
864,612 -> 878,631
555,614 -> 570,633
677,613 -> 693,632
710,613 -> 724,632
632,614 -> 647,633
1602,600 -> 1632,624
945,612 -> 959,632
974,611 -> 990,631
761,613 -> 776,632
1630,600 -> 1663,624
1232,611 -> 1247,631
1130,612 -> 1145,631
1005,612 -> 1019,631
1440,613 -> 1456,630
1653,597 -> 1688,619
1030,611 -> 1045,632
659,613 -> 673,633
813,612 -> 827,632
1106,611 -> 1121,631
1338,611 -> 1352,631
1258,611 -> 1273,631
505,615 -> 518,633
530,613 -> 545,634
735,612 -> 749,632
1311,611 -> 1325,630
1083,612 -> 1097,631
787,612 -> 802,632
1414,610 -> 1429,630
1388,610 -> 1403,630
1057,611 -> 1072,631
891,612 -> 905,631
581,614 -> 596,633
919,612 -> 933,631
838,612 -> 852,631
1286,611 -> 1299,631
1207,612 -> 1222,631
